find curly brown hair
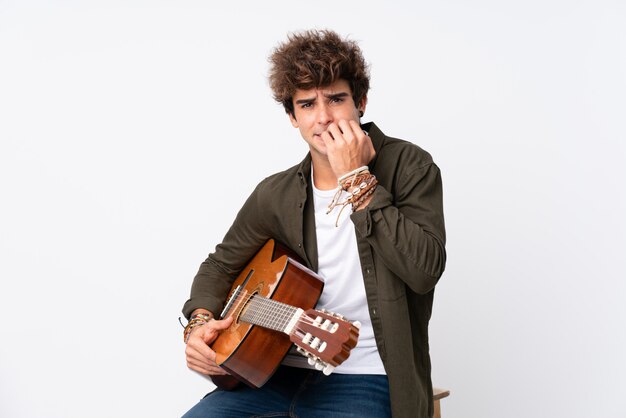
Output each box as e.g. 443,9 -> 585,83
268,30 -> 370,116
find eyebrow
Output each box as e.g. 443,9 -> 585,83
294,91 -> 350,105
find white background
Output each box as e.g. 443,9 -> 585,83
1,1 -> 625,417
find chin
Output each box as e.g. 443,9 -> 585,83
308,144 -> 327,156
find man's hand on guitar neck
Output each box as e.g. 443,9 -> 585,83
185,311 -> 233,376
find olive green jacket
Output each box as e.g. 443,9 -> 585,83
183,122 -> 446,418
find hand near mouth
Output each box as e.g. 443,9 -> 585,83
320,119 -> 376,180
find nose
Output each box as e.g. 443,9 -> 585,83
316,102 -> 333,125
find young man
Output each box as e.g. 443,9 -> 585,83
182,30 -> 446,418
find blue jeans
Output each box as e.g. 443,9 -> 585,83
182,366 -> 391,418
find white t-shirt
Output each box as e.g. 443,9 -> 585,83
282,171 -> 386,375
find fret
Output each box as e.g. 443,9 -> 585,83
240,295 -> 299,333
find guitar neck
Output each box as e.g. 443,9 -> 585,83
239,295 -> 303,334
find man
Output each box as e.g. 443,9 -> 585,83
182,30 -> 446,418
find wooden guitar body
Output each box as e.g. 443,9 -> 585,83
210,239 -> 324,389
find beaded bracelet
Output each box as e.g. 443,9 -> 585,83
183,313 -> 212,343
352,181 -> 378,210
347,175 -> 377,198
327,173 -> 378,226
341,172 -> 372,191
338,167 -> 370,191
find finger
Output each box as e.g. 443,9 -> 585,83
186,352 -> 218,372
207,366 -> 229,375
348,119 -> 365,138
347,119 -> 365,133
187,334 -> 218,362
187,354 -> 228,376
186,354 -> 224,373
197,316 -> 233,345
189,361 -> 227,376
348,119 -> 375,156
337,120 -> 356,143
327,123 -> 346,146
186,359 -> 213,375
207,316 -> 234,331
320,131 -> 335,148
186,351 -> 225,378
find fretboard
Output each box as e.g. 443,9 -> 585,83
239,295 -> 300,333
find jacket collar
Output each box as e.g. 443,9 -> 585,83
361,121 -> 385,172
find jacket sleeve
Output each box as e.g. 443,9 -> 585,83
182,182 -> 271,319
350,161 -> 446,295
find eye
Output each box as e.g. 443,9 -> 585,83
300,102 -> 313,109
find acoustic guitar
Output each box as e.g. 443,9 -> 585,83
209,239 -> 360,390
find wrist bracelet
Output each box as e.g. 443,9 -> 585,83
327,173 -> 377,226
183,313 -> 212,343
338,166 -> 369,184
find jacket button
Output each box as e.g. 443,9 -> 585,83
298,243 -> 302,248
366,268 -> 371,274
298,202 -> 303,208
371,307 -> 377,316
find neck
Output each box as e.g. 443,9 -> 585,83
311,155 -> 338,190
239,294 -> 301,334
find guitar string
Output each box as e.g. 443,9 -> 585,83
241,296 -> 296,331
247,301 -> 337,330
260,302 -> 301,331
238,296 -> 354,363
249,305 -> 336,329
228,289 -> 348,332
226,291 -> 353,365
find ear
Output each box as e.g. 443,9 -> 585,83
357,95 -> 368,115
288,112 -> 299,128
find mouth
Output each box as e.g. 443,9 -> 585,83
313,130 -> 336,141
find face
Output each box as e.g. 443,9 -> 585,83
289,79 -> 366,158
